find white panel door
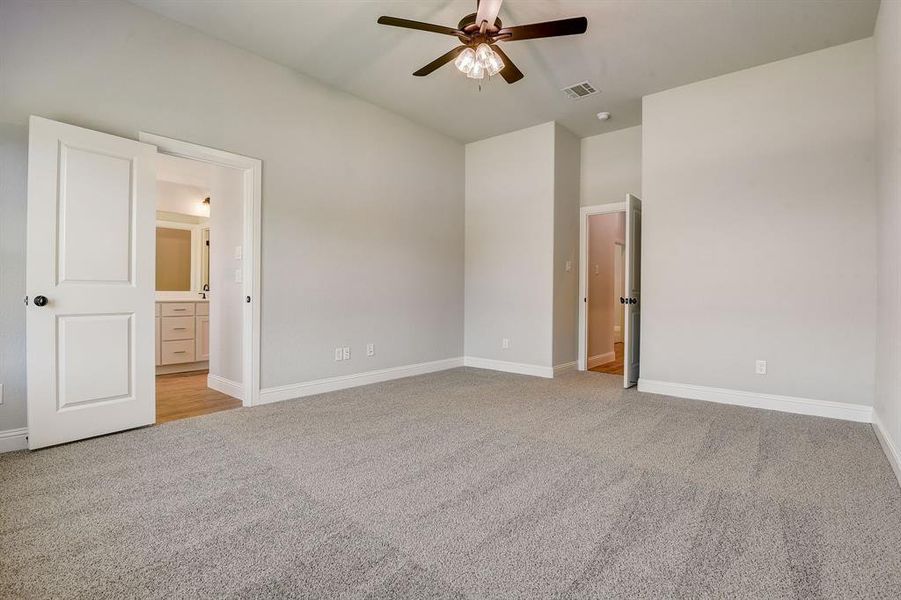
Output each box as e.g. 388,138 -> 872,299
26,116 -> 157,449
623,193 -> 642,388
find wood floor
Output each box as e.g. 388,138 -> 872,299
156,371 -> 242,424
590,342 -> 625,375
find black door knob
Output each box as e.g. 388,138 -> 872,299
620,297 -> 625,304
33,295 -> 48,307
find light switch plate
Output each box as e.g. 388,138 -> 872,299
234,269 -> 243,283
565,260 -> 572,272
342,346 -> 350,360
755,360 -> 767,375
502,338 -> 510,349
366,343 -> 374,357
334,348 -> 343,361
234,245 -> 243,260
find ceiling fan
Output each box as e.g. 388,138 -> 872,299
377,0 -> 588,84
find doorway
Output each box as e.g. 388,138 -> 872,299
577,195 -> 642,387
152,153 -> 242,423
584,212 -> 626,375
24,117 -> 261,449
141,132 -> 262,412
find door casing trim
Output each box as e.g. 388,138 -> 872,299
140,132 -> 262,407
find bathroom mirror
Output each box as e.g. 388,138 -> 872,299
155,213 -> 209,295
156,227 -> 192,291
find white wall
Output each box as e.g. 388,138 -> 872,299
552,124 -> 581,367
208,165 -> 244,385
587,213 -> 625,361
641,39 -> 876,406
0,124 -> 28,431
465,123 -> 555,368
464,121 -> 582,372
874,0 -> 901,480
0,0 -> 464,430
581,126 -> 642,206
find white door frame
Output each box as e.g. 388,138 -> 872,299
578,201 -> 626,371
140,132 -> 262,407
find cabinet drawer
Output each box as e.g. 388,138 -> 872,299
195,302 -> 209,316
161,316 -> 195,341
161,303 -> 195,317
160,340 -> 195,365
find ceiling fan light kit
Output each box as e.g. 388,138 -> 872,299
377,0 -> 588,85
456,43 -> 504,80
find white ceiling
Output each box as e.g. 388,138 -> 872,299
132,0 -> 879,142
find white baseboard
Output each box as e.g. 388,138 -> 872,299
259,357 -> 464,406
463,356 -> 554,378
0,427 -> 28,453
553,361 -> 577,375
207,374 -> 244,401
873,411 -> 901,487
587,351 -> 616,369
637,378 -> 873,423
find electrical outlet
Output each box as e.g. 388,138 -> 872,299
755,360 -> 767,375
342,346 -> 351,360
502,338 -> 510,349
366,343 -> 375,357
335,348 -> 343,361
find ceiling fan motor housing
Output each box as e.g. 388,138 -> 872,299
458,13 -> 503,44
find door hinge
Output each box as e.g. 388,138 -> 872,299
246,296 -> 251,303
23,295 -> 28,306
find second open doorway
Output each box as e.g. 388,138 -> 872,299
578,195 -> 642,387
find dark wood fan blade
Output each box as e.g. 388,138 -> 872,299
489,45 -> 523,84
378,16 -> 465,37
496,17 -> 587,41
413,46 -> 467,77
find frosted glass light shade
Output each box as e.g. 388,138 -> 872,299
475,43 -> 493,67
454,48 -> 476,74
467,60 -> 486,79
486,50 -> 504,76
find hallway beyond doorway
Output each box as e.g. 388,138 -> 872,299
590,342 -> 624,375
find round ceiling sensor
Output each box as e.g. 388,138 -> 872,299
597,112 -> 611,121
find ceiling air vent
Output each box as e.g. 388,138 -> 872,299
562,81 -> 598,100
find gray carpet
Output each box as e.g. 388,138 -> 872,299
1,368 -> 900,599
